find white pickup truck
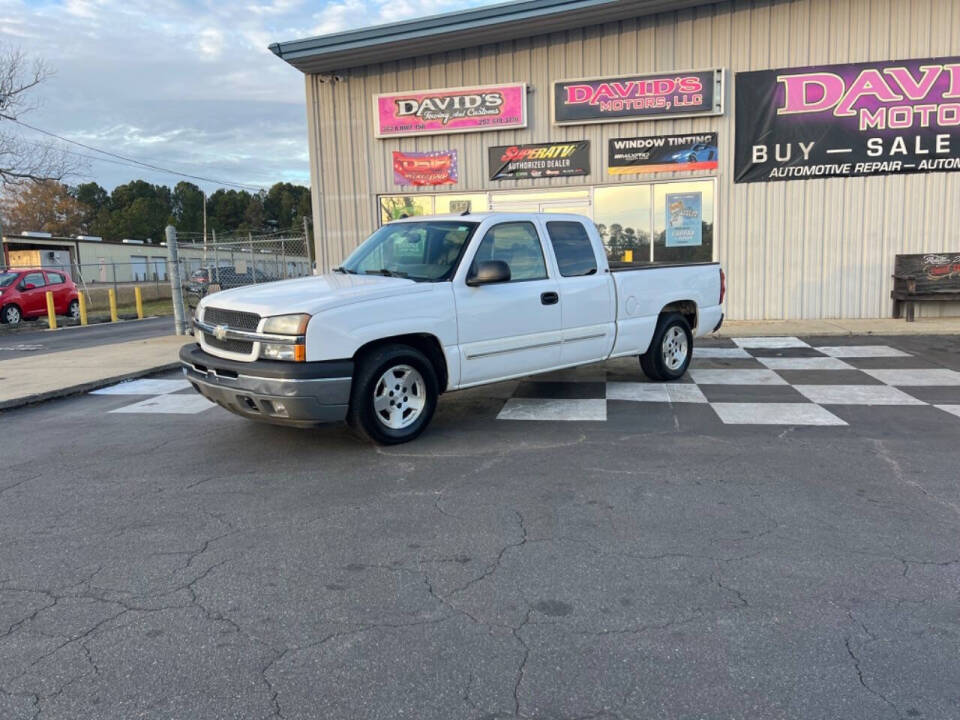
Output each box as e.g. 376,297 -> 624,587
181,213 -> 724,443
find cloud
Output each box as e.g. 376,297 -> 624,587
0,0 -> 498,192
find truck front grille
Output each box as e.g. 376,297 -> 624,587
203,333 -> 254,355
203,307 -> 260,330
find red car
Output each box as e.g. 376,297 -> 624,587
0,268 -> 80,326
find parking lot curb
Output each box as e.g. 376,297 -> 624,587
0,362 -> 181,412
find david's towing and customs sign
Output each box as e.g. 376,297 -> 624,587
488,141 -> 590,180
552,70 -> 724,125
735,56 -> 960,183
609,132 -> 718,174
392,150 -> 458,186
374,83 -> 527,138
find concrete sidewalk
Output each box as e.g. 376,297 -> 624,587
0,335 -> 191,410
717,316 -> 960,337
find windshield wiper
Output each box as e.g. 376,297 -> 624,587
364,268 -> 408,278
332,266 -> 356,274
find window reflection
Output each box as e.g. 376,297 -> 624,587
380,195 -> 434,224
594,186 -> 652,265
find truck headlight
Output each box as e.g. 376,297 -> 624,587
261,343 -> 306,362
259,314 -> 309,362
261,314 -> 310,335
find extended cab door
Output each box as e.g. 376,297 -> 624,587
454,220 -> 561,386
541,219 -> 615,365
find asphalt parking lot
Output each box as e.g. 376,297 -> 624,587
2,333 -> 959,720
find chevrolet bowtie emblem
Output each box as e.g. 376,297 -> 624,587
213,324 -> 229,341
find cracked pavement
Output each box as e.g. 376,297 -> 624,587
1,335 -> 960,719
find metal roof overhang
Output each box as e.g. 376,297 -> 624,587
270,0 -> 714,74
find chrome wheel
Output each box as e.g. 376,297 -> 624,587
661,326 -> 688,371
3,305 -> 20,325
373,364 -> 426,430
68,301 -> 80,319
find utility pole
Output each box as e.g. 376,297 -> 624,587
166,225 -> 186,335
202,190 -> 208,267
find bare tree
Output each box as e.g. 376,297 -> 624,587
0,45 -> 79,187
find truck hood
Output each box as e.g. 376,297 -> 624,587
197,273 -> 431,317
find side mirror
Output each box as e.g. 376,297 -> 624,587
22,283 -> 35,290
466,260 -> 511,287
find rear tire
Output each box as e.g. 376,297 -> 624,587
346,344 -> 439,445
640,313 -> 693,381
67,299 -> 80,320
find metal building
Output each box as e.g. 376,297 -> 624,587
271,0 -> 960,320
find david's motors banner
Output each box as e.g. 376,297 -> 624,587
553,70 -> 723,125
374,83 -> 527,138
488,141 -> 590,180
608,132 -> 718,174
735,56 -> 960,183
392,151 -> 458,186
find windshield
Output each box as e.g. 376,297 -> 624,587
339,221 -> 478,282
0,272 -> 18,288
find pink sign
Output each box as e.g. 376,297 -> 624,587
374,83 -> 527,138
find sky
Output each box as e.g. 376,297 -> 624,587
1,0 -> 500,193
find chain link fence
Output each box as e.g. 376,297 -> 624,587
0,228 -> 313,332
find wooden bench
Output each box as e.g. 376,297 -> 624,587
891,253 -> 960,321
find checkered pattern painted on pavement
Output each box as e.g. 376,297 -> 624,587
496,337 -> 960,426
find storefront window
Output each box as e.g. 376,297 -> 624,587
380,195 -> 435,224
435,194 -> 489,215
652,180 -> 714,264
594,185 -> 652,265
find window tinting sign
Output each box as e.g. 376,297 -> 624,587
489,141 -> 590,180
609,133 -> 719,174
665,193 -> 702,247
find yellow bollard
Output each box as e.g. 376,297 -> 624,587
623,249 -> 633,263
45,291 -> 57,330
78,292 -> 88,326
134,286 -> 144,319
108,288 -> 118,323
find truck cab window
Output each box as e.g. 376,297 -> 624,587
545,221 -> 598,277
472,222 -> 547,282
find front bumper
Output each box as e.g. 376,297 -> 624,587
179,344 -> 353,427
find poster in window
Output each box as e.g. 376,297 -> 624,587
665,193 -> 702,247
734,56 -> 960,183
393,150 -> 458,186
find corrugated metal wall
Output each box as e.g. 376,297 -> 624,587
305,0 -> 960,320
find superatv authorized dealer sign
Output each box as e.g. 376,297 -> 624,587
488,141 -> 590,180
374,83 -> 527,138
552,70 -> 724,125
735,56 -> 960,183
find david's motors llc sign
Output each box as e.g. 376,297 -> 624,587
735,56 -> 960,182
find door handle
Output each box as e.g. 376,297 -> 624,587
540,291 -> 559,305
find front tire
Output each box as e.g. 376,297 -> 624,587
347,344 -> 439,445
640,313 -> 693,381
2,304 -> 22,326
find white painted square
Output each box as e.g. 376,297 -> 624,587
606,382 -> 708,403
110,394 -> 214,414
794,385 -> 926,406
92,378 -> 191,396
757,357 -> 854,371
693,347 -> 751,359
862,369 -> 960,386
711,403 -> 847,426
732,337 -> 810,349
689,369 -> 788,386
497,398 -> 607,422
936,405 -> 960,419
815,345 -> 911,358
